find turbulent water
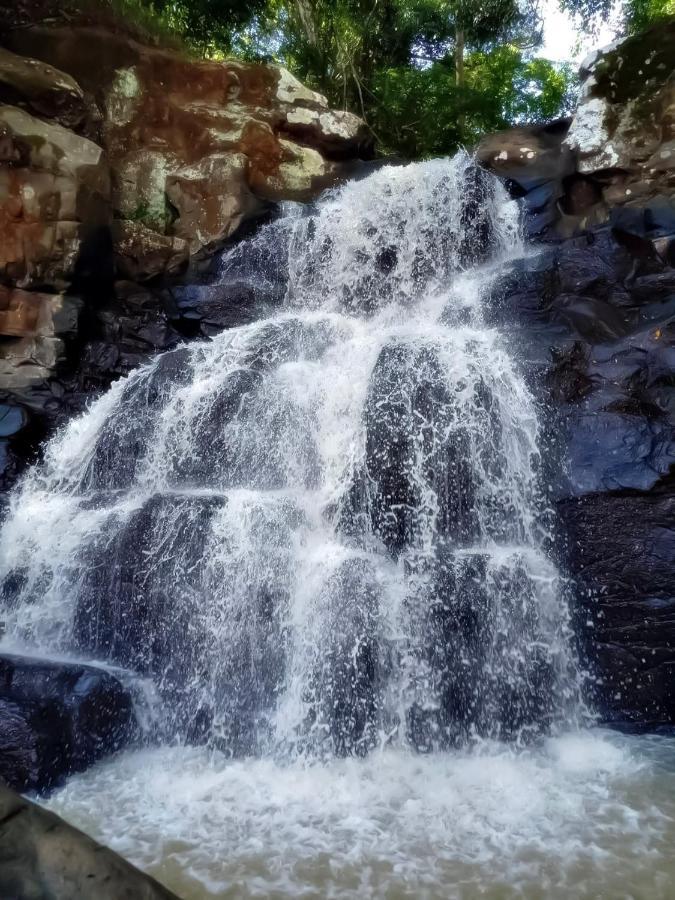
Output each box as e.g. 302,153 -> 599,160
43,731 -> 675,899
3,155 -> 672,898
0,155 -> 580,752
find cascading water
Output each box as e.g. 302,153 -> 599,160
4,155 -> 672,900
0,154 -> 580,756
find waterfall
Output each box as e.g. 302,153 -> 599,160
0,153 -> 582,757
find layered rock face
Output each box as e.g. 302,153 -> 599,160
0,22 -> 371,490
479,21 -> 675,728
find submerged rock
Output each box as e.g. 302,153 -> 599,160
0,782 -> 179,899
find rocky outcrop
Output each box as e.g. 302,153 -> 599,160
0,781 -> 179,899
477,20 -> 675,243
0,102 -> 110,289
0,654 -> 138,792
481,21 -> 675,729
0,21 -> 371,492
4,25 -> 372,258
566,25 -> 674,201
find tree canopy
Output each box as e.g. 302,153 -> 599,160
112,0 -> 672,158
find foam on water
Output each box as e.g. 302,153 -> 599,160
45,730 -> 675,898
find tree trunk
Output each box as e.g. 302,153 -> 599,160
294,0 -> 318,45
455,28 -> 465,87
455,27 -> 465,137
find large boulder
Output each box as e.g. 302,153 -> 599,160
0,46 -> 85,127
0,782 -> 179,899
565,22 -> 675,202
477,21 -> 675,240
0,654 -> 138,792
4,25 -> 372,270
0,286 -> 81,388
112,220 -> 188,281
166,152 -> 259,252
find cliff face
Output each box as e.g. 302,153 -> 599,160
0,24 -> 372,487
479,21 -> 675,728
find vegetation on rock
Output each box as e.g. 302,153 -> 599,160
65,0 -> 671,158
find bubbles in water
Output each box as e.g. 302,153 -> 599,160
44,731 -> 675,899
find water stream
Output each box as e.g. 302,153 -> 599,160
2,155 -> 674,898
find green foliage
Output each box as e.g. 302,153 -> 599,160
624,0 -> 675,31
75,0 -> 186,46
560,0 -> 674,38
272,0 -> 544,110
466,49 -> 576,127
371,48 -> 576,157
108,0 -> 582,158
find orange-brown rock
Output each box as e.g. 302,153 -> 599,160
4,25 -> 372,272
0,284 -> 57,337
0,103 -> 110,290
0,23 -> 370,393
0,286 -> 80,388
166,152 -> 260,253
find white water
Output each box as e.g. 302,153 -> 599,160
45,732 -> 675,898
4,155 -> 668,897
0,156 -> 581,753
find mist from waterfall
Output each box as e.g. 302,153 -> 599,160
0,154 -> 583,759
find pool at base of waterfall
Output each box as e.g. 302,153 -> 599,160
44,729 -> 675,899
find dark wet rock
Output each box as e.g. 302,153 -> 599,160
499,161 -> 675,727
560,486 -> 675,728
73,493 -> 226,738
562,411 -> 675,496
476,118 -> 576,237
458,163 -> 500,266
0,654 -> 137,792
354,342 -> 476,554
547,343 -> 594,405
486,19 -> 675,736
404,547 -> 557,750
0,781 -> 179,899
